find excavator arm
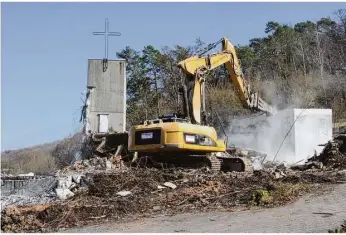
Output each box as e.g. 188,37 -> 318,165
178,37 -> 273,125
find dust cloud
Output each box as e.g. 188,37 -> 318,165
222,108 -> 332,165
222,109 -> 295,163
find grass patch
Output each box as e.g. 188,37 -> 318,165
249,182 -> 311,207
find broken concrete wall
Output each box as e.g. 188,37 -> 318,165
226,108 -> 333,165
1,176 -> 57,197
1,179 -> 29,196
85,59 -> 126,134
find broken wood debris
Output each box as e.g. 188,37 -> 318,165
2,166 -> 346,233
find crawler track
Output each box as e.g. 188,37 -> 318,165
131,151 -> 253,173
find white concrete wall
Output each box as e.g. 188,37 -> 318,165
226,108 -> 333,165
293,109 -> 333,162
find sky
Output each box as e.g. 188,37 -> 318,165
2,2 -> 346,150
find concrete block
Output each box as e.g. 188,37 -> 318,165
227,109 -> 333,165
18,172 -> 34,177
164,182 -> 177,189
116,191 -> 132,196
106,160 -> 113,169
57,176 -> 73,189
72,175 -> 83,184
55,188 -> 75,200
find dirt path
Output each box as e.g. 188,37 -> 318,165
63,183 -> 346,233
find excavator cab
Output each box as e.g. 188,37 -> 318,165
139,113 -> 189,125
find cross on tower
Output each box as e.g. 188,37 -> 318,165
93,18 -> 121,72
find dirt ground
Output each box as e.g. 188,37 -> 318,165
62,182 -> 346,233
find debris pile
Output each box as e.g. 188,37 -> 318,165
1,204 -> 52,232
83,132 -> 128,159
1,176 -> 57,211
1,194 -> 56,214
2,167 -> 346,232
54,154 -> 129,200
0,140 -> 129,216
306,134 -> 346,170
60,155 -> 126,173
2,131 -> 346,233
57,132 -> 129,174
1,156 -> 128,210
54,175 -> 86,200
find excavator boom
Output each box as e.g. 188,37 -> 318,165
178,38 -> 273,124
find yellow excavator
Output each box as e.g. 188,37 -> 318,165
128,37 -> 273,172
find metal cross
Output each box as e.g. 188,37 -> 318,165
93,18 -> 121,60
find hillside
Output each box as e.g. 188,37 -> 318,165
1,132 -> 84,175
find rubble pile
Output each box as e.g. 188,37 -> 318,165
53,154 -> 129,200
0,156 -> 128,215
1,176 -> 57,211
306,134 -> 346,170
83,132 -> 128,160
1,194 -> 56,214
2,166 -> 346,233
60,155 -> 126,173
2,132 -> 346,233
87,168 -> 279,215
1,204 -> 52,232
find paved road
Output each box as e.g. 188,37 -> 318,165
64,183 -> 346,233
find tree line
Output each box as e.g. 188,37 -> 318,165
116,9 -> 346,130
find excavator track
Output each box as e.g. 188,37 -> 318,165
219,156 -> 253,172
132,151 -> 253,174
206,154 -> 221,172
213,150 -> 254,173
